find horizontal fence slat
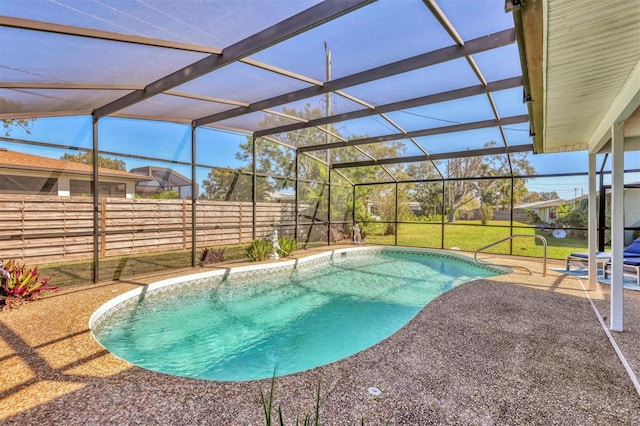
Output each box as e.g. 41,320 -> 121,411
0,195 -> 297,264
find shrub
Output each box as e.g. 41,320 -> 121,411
278,235 -> 296,257
247,239 -> 272,262
556,208 -> 588,238
0,259 -> 57,307
149,190 -> 180,199
479,204 -> 495,225
200,247 -> 226,265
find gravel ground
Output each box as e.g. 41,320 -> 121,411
1,250 -> 639,425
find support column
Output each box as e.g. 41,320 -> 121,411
394,182 -> 398,246
295,151 -> 299,246
92,116 -> 99,283
252,135 -> 257,240
191,124 -> 197,267
510,176 -> 514,255
327,162 -> 332,246
440,180 -> 445,249
610,122 -> 625,331
588,152 -> 598,290
352,185 -> 356,224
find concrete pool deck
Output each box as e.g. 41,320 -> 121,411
1,248 -> 639,424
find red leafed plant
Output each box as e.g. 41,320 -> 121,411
0,259 -> 57,307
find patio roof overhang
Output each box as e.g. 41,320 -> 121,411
513,0 -> 640,154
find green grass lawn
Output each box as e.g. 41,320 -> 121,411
365,220 -> 587,260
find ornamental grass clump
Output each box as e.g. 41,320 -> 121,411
0,259 -> 57,307
200,247 -> 226,265
277,236 -> 297,258
247,238 -> 272,262
261,374 -> 321,426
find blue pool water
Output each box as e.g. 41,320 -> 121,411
92,250 -> 499,381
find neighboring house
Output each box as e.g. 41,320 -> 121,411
513,198 -> 565,223
517,189 -> 640,244
129,166 -> 193,199
0,149 -> 150,198
266,191 -> 295,203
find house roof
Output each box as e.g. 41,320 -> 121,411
130,166 -> 192,186
0,149 -> 151,181
514,198 -> 564,210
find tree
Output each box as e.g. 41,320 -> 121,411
475,164 -> 500,225
200,167 -> 266,201
200,107 -> 301,201
3,118 -> 35,136
443,156 -> 484,223
373,184 -> 415,234
404,162 -> 443,219
519,191 -> 560,203
539,191 -> 560,201
200,104 -> 406,236
442,141 -> 535,223
60,152 -> 126,171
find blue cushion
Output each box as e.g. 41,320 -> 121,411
624,238 -> 640,255
622,257 -> 640,266
568,252 -> 610,259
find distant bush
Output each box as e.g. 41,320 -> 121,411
150,190 -> 180,199
557,208 -> 588,238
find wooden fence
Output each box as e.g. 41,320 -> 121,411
0,195 -> 295,264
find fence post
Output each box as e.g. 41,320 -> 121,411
239,202 -> 243,244
100,194 -> 106,258
182,199 -> 187,250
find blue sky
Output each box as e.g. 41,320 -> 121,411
2,114 -> 625,201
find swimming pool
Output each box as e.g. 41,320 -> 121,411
90,247 -> 504,381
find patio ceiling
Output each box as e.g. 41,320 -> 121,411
1,1 -> 536,178
514,0 -> 640,154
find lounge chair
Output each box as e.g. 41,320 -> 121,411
565,237 -> 640,274
565,252 -> 612,275
604,257 -> 640,285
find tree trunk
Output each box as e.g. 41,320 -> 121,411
447,208 -> 457,223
